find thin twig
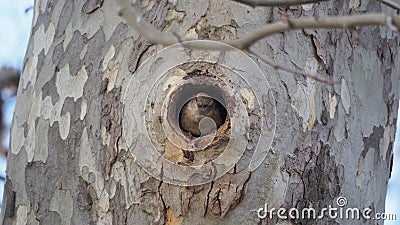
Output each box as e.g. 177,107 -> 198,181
378,0 -> 400,11
116,0 -> 398,85
228,14 -> 400,49
249,50 -> 340,85
117,0 -> 177,45
117,0 -> 400,50
231,0 -> 328,7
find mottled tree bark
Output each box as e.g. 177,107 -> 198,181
1,0 -> 398,225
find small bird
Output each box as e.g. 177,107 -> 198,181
179,93 -> 224,137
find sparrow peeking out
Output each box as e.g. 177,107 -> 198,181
179,93 -> 225,137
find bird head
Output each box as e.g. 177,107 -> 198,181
194,93 -> 215,112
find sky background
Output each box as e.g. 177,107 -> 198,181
0,0 -> 399,223
0,0 -> 33,205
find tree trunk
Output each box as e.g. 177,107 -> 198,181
1,0 -> 398,224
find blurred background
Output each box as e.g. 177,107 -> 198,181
0,1 -> 398,224
0,0 -> 33,205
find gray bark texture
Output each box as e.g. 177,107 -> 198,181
1,0 -> 399,224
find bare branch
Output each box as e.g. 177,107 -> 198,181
117,0 -> 400,50
249,50 -> 339,85
228,14 -> 400,49
231,0 -> 328,7
378,0 -> 400,11
117,0 -> 178,45
116,0 -> 398,84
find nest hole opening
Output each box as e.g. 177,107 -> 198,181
168,84 -> 228,138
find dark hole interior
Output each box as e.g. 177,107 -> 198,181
170,84 -> 228,137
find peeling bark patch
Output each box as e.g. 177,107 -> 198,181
128,36 -> 152,73
60,31 -> 85,76
382,69 -> 392,105
83,29 -> 107,71
22,122 -> 29,138
139,178 -> 165,224
56,0 -> 74,37
79,99 -> 88,121
2,177 -> 16,221
340,78 -> 351,114
82,0 -> 104,14
34,118 -> 49,163
106,23 -> 131,51
103,64 -> 119,93
42,72 -> 60,105
166,207 -> 183,225
307,82 -> 316,130
52,42 -> 65,68
128,0 -> 172,72
61,97 -> 82,118
329,92 -> 337,119
33,23 -> 55,56
25,161 -> 58,224
33,0 -> 54,33
111,182 -> 127,225
101,45 -> 115,72
145,0 -> 171,30
297,147 -> 343,224
77,178 -> 93,210
49,189 -> 73,225
284,144 -> 344,223
22,55 -> 39,90
26,122 -> 82,224
283,147 -> 312,177
3,151 -> 28,224
98,189 -> 110,212
308,29 -> 338,72
41,211 -> 62,225
205,171 -> 250,218
304,145 -> 343,200
158,182 -> 195,218
36,50 -> 46,81
291,82 -> 315,131
100,87 -> 123,175
377,39 -> 397,106
282,147 -> 312,207
197,24 -> 236,40
79,128 -> 104,198
356,126 -> 387,187
15,205 -> 28,225
56,65 -> 88,102
361,126 -> 384,159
